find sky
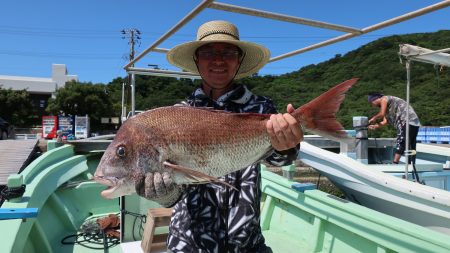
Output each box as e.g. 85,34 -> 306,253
1,0 -> 449,84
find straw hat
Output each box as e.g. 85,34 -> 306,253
167,20 -> 270,79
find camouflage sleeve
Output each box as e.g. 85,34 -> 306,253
265,145 -> 300,167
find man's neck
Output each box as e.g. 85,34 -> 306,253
201,82 -> 234,101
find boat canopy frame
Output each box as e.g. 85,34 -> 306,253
123,0 -> 450,114
124,0 -> 450,79
123,0 -> 450,117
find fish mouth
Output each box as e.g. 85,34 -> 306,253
93,175 -> 120,199
93,175 -> 135,199
100,185 -> 120,199
93,175 -> 118,186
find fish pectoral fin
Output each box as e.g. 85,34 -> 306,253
163,161 -> 237,190
163,161 -> 217,183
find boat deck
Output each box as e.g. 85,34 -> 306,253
0,139 -> 38,185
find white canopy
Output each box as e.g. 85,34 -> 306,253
399,44 -> 450,67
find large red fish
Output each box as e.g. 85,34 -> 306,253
94,78 -> 358,198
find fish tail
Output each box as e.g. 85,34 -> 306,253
292,78 -> 359,142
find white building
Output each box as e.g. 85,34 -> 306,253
0,64 -> 78,117
0,64 -> 77,96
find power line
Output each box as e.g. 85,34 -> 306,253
0,25 -> 395,40
0,49 -> 119,59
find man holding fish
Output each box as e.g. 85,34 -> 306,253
95,20 -> 357,253
154,20 -> 301,253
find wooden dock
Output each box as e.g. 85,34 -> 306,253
0,140 -> 38,185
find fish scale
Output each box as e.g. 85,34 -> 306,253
144,106 -> 272,178
146,107 -> 268,144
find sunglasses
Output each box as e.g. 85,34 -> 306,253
196,49 -> 241,60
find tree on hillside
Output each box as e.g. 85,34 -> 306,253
132,76 -> 196,109
46,81 -> 115,130
106,77 -> 129,118
0,87 -> 34,126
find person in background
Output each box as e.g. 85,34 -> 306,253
135,20 -> 302,253
367,92 -> 420,164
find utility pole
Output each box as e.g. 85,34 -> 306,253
121,28 -> 141,64
120,28 -> 141,242
120,28 -> 141,122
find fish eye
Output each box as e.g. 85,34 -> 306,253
116,146 -> 126,158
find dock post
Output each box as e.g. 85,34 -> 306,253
281,164 -> 296,180
339,130 -> 356,159
4,174 -> 25,203
353,116 -> 368,164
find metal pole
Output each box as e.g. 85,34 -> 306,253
354,116 -> 368,164
131,73 -> 136,116
120,196 -> 125,242
120,74 -> 135,242
121,82 -> 126,123
127,67 -> 201,79
404,60 -> 411,179
209,2 -> 361,34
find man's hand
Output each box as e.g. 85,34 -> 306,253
368,124 -> 380,130
266,104 -> 303,151
135,171 -> 182,207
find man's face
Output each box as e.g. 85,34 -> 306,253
195,42 -> 242,89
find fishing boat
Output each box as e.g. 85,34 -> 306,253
301,138 -> 450,236
299,43 -> 450,236
2,1 -> 450,252
2,141 -> 450,253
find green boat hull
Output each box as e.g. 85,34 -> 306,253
1,143 -> 450,252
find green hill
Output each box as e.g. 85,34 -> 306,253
242,30 -> 450,137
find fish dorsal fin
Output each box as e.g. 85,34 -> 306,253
189,106 -> 231,114
174,103 -> 222,112
176,105 -> 241,114
175,105 -> 270,120
163,161 -> 237,190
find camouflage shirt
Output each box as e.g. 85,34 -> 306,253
167,84 -> 298,253
386,95 -> 420,130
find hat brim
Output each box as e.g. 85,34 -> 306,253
167,40 -> 270,79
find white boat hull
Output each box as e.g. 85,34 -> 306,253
299,142 -> 450,236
